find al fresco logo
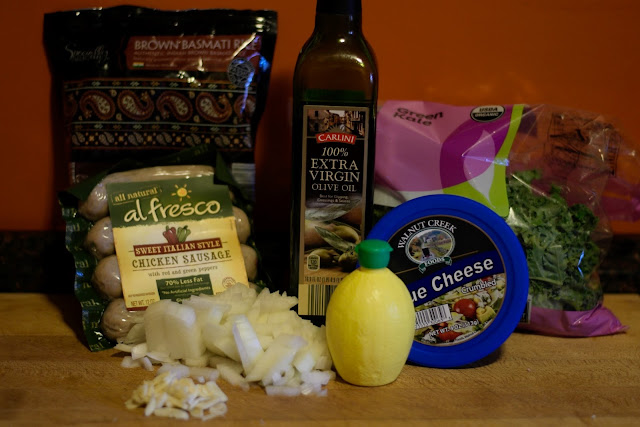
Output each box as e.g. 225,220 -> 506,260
64,44 -> 109,63
111,183 -> 222,224
315,132 -> 356,145
401,221 -> 456,273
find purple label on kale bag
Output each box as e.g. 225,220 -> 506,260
375,101 -> 514,192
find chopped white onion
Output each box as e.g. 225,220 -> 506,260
141,357 -> 154,371
217,363 -> 250,391
124,284 -> 336,421
265,385 -> 301,397
130,343 -> 148,360
231,314 -> 264,373
121,356 -> 140,369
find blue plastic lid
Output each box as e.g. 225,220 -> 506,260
367,194 -> 529,368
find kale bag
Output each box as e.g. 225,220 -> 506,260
44,6 -> 277,200
374,101 -> 632,337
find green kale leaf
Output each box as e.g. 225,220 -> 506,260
506,170 -> 602,311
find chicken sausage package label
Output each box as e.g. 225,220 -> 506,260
107,176 -> 247,311
375,101 -> 636,337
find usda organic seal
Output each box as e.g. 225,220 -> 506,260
470,105 -> 505,122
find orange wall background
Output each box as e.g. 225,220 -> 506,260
1,0 -> 639,234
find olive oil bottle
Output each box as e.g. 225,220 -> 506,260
289,0 -> 378,324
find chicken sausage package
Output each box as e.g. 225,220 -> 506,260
374,101 -> 638,337
44,5 -> 277,200
60,145 -> 264,351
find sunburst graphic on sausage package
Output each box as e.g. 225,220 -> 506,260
172,183 -> 192,201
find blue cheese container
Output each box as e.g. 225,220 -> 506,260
368,195 -> 529,368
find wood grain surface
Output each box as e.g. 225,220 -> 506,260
0,293 -> 638,426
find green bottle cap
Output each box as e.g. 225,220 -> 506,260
355,239 -> 392,269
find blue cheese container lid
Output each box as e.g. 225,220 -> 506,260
368,194 -> 529,368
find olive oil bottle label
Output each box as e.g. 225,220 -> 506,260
107,176 -> 248,310
297,105 -> 370,316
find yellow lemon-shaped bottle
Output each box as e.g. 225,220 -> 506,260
326,239 -> 416,386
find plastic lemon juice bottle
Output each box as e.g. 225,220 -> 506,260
325,239 -> 415,386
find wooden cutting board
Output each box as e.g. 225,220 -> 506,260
0,293 -> 639,425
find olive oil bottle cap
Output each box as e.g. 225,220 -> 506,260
316,0 -> 361,15
355,239 -> 392,269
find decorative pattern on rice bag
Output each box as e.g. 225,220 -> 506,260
44,6 -> 277,199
